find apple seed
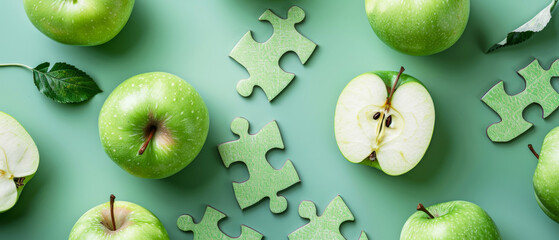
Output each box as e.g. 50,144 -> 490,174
385,115 -> 392,127
14,177 -> 25,188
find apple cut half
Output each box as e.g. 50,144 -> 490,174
335,67 -> 435,175
0,112 -> 39,212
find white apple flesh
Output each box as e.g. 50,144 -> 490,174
335,68 -> 435,175
0,112 -> 39,212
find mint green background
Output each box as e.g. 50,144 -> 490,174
1,0 -> 559,239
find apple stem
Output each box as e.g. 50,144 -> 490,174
110,194 -> 116,231
139,126 -> 156,155
0,63 -> 33,70
417,203 -> 435,219
528,144 -> 539,159
385,66 -> 405,112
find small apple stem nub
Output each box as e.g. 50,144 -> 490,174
417,203 -> 435,219
528,144 -> 539,159
110,194 -> 116,231
139,126 -> 156,155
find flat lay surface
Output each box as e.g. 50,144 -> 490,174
2,0 -> 559,239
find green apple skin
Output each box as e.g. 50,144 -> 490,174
335,71 -> 435,176
534,126 -> 559,223
365,0 -> 470,56
99,72 -> 209,179
23,0 -> 134,46
0,112 -> 39,213
401,201 -> 501,240
69,200 -> 169,240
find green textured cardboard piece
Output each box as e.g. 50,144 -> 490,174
177,206 -> 263,240
482,59 -> 559,142
230,6 -> 317,101
288,195 -> 367,240
218,117 -> 300,214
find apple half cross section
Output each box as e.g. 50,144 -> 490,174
335,68 -> 435,175
0,112 -> 39,212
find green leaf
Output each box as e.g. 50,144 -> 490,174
32,62 -> 102,103
487,0 -> 558,53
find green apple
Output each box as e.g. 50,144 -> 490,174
529,127 -> 559,223
99,72 -> 209,179
334,67 -> 435,176
70,195 -> 169,239
401,201 -> 501,240
0,111 -> 39,212
365,0 -> 470,56
23,0 -> 135,46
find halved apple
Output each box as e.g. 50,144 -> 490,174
0,112 -> 39,212
335,68 -> 435,175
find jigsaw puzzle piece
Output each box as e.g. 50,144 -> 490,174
482,59 -> 559,142
230,6 -> 317,101
259,6 -> 317,64
218,117 -> 300,214
359,231 -> 369,240
289,195 -> 366,240
177,206 -> 263,240
233,159 -> 299,214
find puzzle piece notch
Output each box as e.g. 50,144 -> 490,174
482,59 -> 559,142
218,117 -> 301,214
289,195 -> 367,240
230,6 -> 317,101
177,206 -> 263,240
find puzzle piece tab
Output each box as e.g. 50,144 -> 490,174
482,59 -> 559,142
288,195 -> 367,240
230,6 -> 317,101
218,117 -> 300,214
177,206 -> 263,240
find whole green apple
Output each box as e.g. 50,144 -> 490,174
70,195 -> 169,240
401,201 -> 501,240
365,0 -> 470,56
99,72 -> 209,179
530,127 -> 559,223
335,67 -> 435,176
23,0 -> 135,46
0,112 -> 39,212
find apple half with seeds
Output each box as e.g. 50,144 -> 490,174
335,67 -> 435,175
0,112 -> 39,212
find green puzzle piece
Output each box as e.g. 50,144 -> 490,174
218,117 -> 300,214
482,59 -> 559,142
230,6 -> 317,101
177,206 -> 263,240
288,195 -> 368,240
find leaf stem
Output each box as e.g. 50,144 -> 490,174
0,63 -> 33,70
